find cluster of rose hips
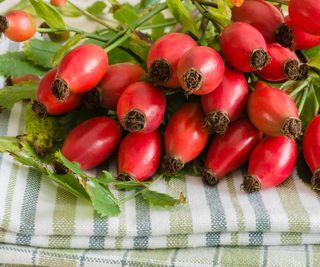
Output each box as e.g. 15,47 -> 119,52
1,0 -> 320,192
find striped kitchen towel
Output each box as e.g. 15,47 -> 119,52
1,38 -> 320,266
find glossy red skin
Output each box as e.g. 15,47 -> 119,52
220,22 -> 268,72
50,0 -> 67,6
118,131 -> 162,181
11,74 -> 40,85
289,0 -> 320,35
164,103 -> 209,163
117,82 -> 166,133
303,116 -> 320,173
248,136 -> 297,189
147,33 -> 197,87
254,81 -> 269,91
37,68 -> 81,115
257,43 -> 299,82
177,46 -> 225,95
248,86 -> 299,137
232,0 -> 284,43
62,117 -> 122,170
4,11 -> 36,42
284,16 -> 320,50
98,63 -> 145,110
205,118 -> 261,178
56,44 -> 108,94
201,67 -> 248,121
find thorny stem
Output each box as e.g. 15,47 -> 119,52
68,1 -> 116,31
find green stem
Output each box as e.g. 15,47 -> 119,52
196,0 -> 218,8
37,27 -> 109,42
193,1 -> 222,32
138,20 -> 177,30
298,85 -> 309,114
267,0 -> 290,5
104,3 -> 168,52
68,1 -> 116,31
289,79 -> 309,97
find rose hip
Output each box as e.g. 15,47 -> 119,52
220,22 -> 270,72
147,33 -> 197,87
61,117 -> 122,170
276,16 -> 320,50
257,43 -> 301,82
98,63 -> 145,110
0,10 -> 36,42
50,0 -> 67,6
177,46 -> 225,95
201,67 -> 248,134
303,116 -> 320,189
117,82 -> 166,133
248,84 -> 301,139
289,0 -> 320,36
118,131 -> 162,182
52,44 -> 108,101
242,136 -> 297,192
32,68 -> 81,116
162,103 -> 209,174
232,0 -> 284,43
39,22 -> 69,43
202,118 -> 261,186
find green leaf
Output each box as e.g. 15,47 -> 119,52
55,151 -> 89,178
114,180 -> 147,191
0,82 -> 37,111
207,0 -> 232,28
24,39 -> 63,69
299,85 -> 319,129
0,52 -> 47,77
29,0 -> 66,30
166,0 -> 197,34
96,170 -> 116,185
87,1 -> 107,15
52,33 -> 84,66
108,47 -> 139,64
141,189 -> 181,207
86,181 -> 120,217
304,46 -> 320,69
113,4 -> 139,25
58,2 -> 82,17
151,13 -> 166,41
0,137 -> 20,154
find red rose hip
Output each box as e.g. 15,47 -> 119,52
52,44 -> 108,101
202,118 -> 261,185
0,10 -> 36,42
257,43 -> 302,82
232,0 -> 284,43
220,22 -> 270,72
201,67 -> 248,134
177,46 -> 225,95
117,82 -> 166,133
147,33 -> 197,87
50,0 -> 67,6
118,131 -> 162,182
289,0 -> 320,36
303,116 -> 320,189
162,103 -> 209,174
248,85 -> 301,139
242,136 -> 297,192
32,68 -> 81,116
98,63 -> 145,110
61,117 -> 122,170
